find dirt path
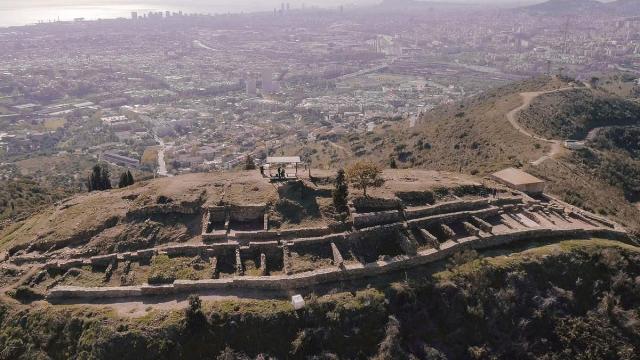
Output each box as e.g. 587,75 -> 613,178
505,87 -> 574,166
327,141 -> 348,152
48,288 -> 287,318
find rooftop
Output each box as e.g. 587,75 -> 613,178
490,168 -> 544,186
266,156 -> 302,164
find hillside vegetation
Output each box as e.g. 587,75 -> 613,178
517,88 -> 640,140
0,177 -> 70,223
591,127 -> 640,160
527,157 -> 640,233
0,155 -> 150,227
1,239 -> 639,359
294,76 -> 568,174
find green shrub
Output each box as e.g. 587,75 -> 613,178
7,286 -> 44,302
147,255 -> 176,285
185,294 -> 206,330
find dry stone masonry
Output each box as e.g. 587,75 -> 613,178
6,186 -> 630,301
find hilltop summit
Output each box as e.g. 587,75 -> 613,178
525,0 -> 607,14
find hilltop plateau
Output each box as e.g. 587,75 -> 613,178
0,169 -> 479,257
2,1 -> 640,357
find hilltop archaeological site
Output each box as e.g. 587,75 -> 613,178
0,168 -> 631,307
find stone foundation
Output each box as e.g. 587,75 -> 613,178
352,210 -> 403,229
48,227 -> 630,300
40,190 -> 631,301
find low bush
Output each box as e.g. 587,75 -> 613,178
147,254 -> 176,285
7,286 -> 44,302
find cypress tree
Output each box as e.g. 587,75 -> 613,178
88,164 -> 116,191
332,169 -> 349,214
390,157 -> 398,169
118,172 -> 128,188
244,155 -> 256,170
100,166 -> 112,190
118,170 -> 135,188
88,164 -> 102,192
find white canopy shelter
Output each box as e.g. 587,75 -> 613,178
265,156 -> 303,178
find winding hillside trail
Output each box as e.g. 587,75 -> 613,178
506,86 -> 574,166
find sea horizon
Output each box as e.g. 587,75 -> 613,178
0,1 -> 376,28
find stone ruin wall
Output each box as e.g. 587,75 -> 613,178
351,197 -> 402,212
352,210 -> 403,229
227,227 -> 333,242
229,204 -> 266,222
41,191 -> 633,300
405,199 -> 489,219
207,206 -> 227,222
48,227 -> 630,300
126,200 -> 203,219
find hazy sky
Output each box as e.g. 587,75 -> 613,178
0,0 -> 614,27
0,0 -> 552,10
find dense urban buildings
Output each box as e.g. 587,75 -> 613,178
1,0 -> 639,176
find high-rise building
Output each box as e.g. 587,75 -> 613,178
262,70 -> 274,93
246,79 -> 257,96
131,12 -> 138,20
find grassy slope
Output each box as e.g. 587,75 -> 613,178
292,76 -> 568,174
0,173 -> 234,254
1,238 -> 639,359
0,178 -> 70,223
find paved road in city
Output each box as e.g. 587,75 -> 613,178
154,135 -> 172,177
335,58 -> 398,81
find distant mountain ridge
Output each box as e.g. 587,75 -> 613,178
609,0 -> 640,13
525,0 -> 607,14
524,0 -> 640,15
